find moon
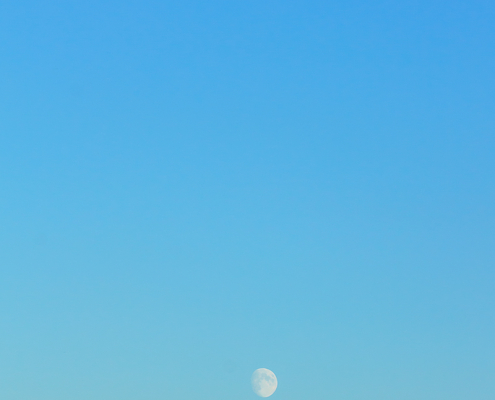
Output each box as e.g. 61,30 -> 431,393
251,368 -> 278,397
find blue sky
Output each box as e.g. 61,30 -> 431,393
1,0 -> 494,399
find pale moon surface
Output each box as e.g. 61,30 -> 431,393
251,368 -> 278,397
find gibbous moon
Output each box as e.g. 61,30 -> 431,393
251,368 -> 277,397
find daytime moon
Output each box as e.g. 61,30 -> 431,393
251,368 -> 277,397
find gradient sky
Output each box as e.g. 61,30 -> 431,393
1,1 -> 494,399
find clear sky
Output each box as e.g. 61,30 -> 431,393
1,1 -> 494,399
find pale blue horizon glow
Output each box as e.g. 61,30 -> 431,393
1,1 -> 494,399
